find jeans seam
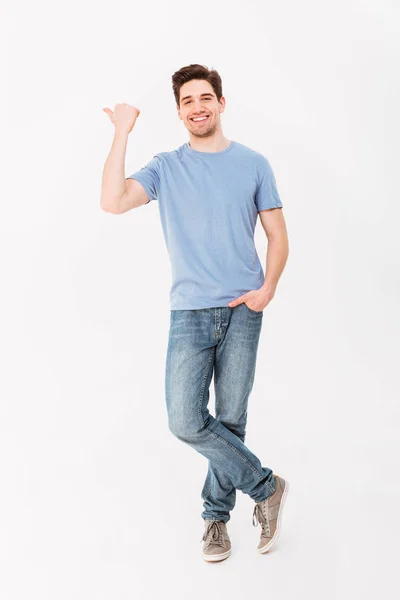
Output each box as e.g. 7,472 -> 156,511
204,482 -> 212,498
202,468 -> 212,498
206,428 -> 267,482
198,348 -> 215,430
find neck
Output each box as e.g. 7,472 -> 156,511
187,132 -> 231,153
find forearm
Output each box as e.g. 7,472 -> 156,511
100,129 -> 129,211
261,234 -> 289,292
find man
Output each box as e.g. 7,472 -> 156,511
101,64 -> 290,562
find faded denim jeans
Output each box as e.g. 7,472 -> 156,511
165,303 -> 276,524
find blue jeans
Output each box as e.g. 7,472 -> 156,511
165,303 -> 276,524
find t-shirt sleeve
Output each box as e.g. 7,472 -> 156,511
254,157 -> 283,211
125,154 -> 161,203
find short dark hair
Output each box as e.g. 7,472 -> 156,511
172,64 -> 223,106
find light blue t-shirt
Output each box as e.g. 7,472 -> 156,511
126,140 -> 283,310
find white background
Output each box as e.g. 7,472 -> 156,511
1,1 -> 399,598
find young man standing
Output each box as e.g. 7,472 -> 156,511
101,64 -> 290,562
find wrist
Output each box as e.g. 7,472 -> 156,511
261,280 -> 277,294
114,127 -> 130,140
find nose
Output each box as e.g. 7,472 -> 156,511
192,100 -> 206,114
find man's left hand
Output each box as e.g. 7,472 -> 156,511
227,284 -> 275,312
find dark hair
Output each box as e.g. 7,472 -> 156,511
171,64 -> 223,106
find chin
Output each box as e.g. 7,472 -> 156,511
187,125 -> 216,138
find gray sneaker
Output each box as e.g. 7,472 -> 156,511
201,520 -> 231,562
252,474 -> 289,553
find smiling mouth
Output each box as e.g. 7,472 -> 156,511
190,115 -> 210,123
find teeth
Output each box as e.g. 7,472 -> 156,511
192,116 -> 208,121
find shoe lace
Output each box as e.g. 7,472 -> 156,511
252,501 -> 271,537
200,521 -> 227,549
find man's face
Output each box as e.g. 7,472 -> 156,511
177,79 -> 225,139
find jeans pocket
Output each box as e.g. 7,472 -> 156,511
243,302 -> 263,315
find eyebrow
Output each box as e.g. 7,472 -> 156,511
180,93 -> 215,102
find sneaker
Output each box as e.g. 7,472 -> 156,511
201,519 -> 231,562
252,474 -> 289,553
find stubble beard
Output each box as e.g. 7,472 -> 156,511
188,117 -> 218,140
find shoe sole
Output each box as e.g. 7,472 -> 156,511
258,479 -> 290,554
202,548 -> 231,562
